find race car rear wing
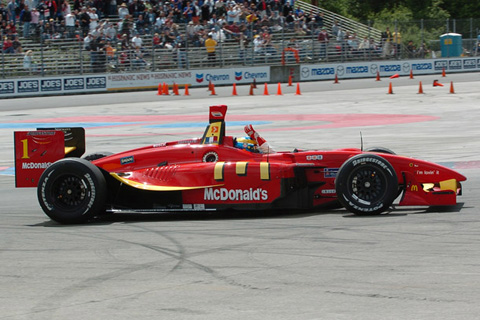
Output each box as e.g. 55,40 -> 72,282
14,127 -> 85,188
201,105 -> 227,145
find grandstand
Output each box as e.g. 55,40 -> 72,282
0,0 -> 408,79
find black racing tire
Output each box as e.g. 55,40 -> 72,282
83,152 -> 113,161
365,147 -> 396,155
335,154 -> 398,215
37,158 -> 107,224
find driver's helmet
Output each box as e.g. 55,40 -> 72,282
235,137 -> 258,152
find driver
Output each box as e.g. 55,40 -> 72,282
235,125 -> 275,154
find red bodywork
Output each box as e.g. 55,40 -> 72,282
15,105 -> 466,213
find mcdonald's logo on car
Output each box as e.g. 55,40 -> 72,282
411,185 -> 419,192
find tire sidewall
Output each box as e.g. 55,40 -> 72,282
335,154 -> 398,215
37,158 -> 107,223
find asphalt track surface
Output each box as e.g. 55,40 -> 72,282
1,72 -> 480,320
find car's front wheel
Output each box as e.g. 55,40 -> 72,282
335,154 -> 398,215
37,158 -> 107,224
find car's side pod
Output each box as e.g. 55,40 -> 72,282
14,127 -> 85,188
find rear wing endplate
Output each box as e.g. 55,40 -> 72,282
14,127 -> 85,188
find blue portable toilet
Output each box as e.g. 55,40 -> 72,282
440,33 -> 462,57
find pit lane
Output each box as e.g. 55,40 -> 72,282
1,73 -> 480,320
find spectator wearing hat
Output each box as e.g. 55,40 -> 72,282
205,33 -> 216,66
118,3 -> 129,19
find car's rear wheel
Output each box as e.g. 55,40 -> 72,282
335,154 -> 398,215
37,158 -> 107,224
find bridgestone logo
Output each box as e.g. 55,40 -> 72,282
352,157 -> 393,175
204,188 -> 268,201
22,162 -> 52,169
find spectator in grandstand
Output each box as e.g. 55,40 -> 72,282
227,5 -> 239,24
0,3 -> 7,22
119,15 -> 132,40
153,32 -> 162,48
358,36 -> 369,53
214,0 -> 226,18
79,7 -> 90,37
23,50 -> 38,73
45,0 -> 57,22
135,14 -> 148,35
5,20 -> 17,37
12,34 -> 21,52
347,31 -> 359,53
285,11 -> 294,29
103,21 -> 116,42
204,33 -> 216,65
154,11 -> 166,32
20,5 -> 32,38
107,0 -> 117,18
132,46 -> 148,69
131,33 -> 142,49
88,7 -> 99,32
61,0 -> 71,19
128,0 -> 145,19
2,36 -> 14,53
118,3 -> 129,20
6,0 -> 17,25
104,40 -> 115,64
209,27 -> 225,42
120,33 -> 130,50
200,2 -> 210,23
175,34 -> 187,68
65,9 -> 76,38
381,26 -> 392,57
317,26 -> 328,60
392,29 -> 401,56
253,33 -> 264,57
31,7 -> 40,33
330,19 -> 339,37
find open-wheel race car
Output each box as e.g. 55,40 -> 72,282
14,105 -> 466,224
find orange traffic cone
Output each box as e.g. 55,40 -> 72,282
252,78 -> 257,88
288,75 -> 293,86
249,84 -> 254,96
442,68 -> 446,77
433,80 -> 443,87
418,81 -> 424,94
295,83 -> 301,95
334,73 -> 339,84
173,83 -> 179,95
184,84 -> 190,96
208,80 -> 212,91
232,83 -> 238,96
263,83 -> 269,95
210,83 -> 217,95
276,82 -> 283,95
387,82 -> 393,94
376,71 -> 380,81
450,81 -> 455,94
390,74 -> 399,79
163,82 -> 169,95
409,70 -> 414,79
156,83 -> 163,95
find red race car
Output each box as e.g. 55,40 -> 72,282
14,105 -> 466,224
